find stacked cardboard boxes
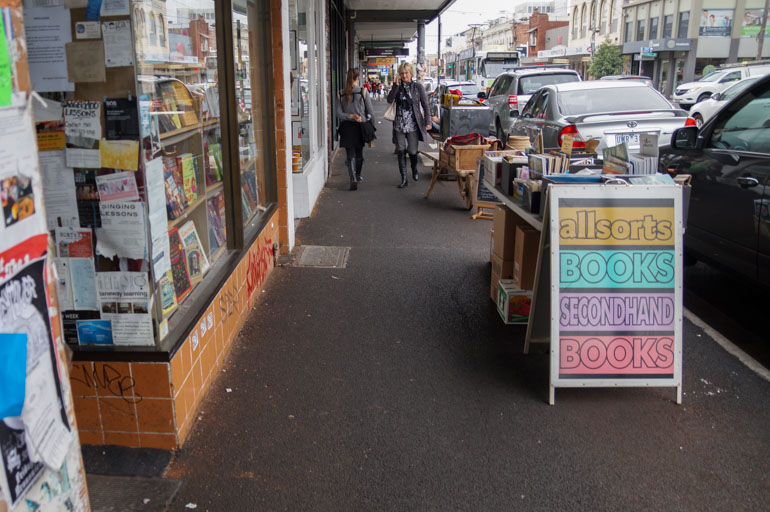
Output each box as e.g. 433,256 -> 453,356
490,205 -> 518,302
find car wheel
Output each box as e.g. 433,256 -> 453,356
496,121 -> 507,146
692,113 -> 704,128
697,93 -> 711,104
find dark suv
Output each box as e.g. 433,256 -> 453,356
660,74 -> 770,286
485,67 -> 581,141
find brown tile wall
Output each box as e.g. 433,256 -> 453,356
270,0 -> 291,256
71,211 -> 280,450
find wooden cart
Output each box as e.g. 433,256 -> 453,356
423,143 -> 490,209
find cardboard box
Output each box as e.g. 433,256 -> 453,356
513,225 -> 540,290
491,252 -> 514,280
492,205 -> 519,260
496,279 -> 533,324
490,267 -> 501,303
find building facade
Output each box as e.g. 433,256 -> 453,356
621,0 -> 770,98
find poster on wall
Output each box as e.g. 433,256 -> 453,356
741,9 -> 770,37
22,6 -> 75,92
699,9 -> 734,37
0,98 -> 47,249
548,185 -> 683,403
0,234 -> 73,508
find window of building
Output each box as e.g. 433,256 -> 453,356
677,11 -> 689,38
289,0 -> 323,171
573,7 -> 579,39
625,20 -> 633,42
662,14 -> 673,38
599,0 -> 606,33
649,16 -> 659,39
581,4 -> 587,38
609,0 -> 617,33
637,18 -> 646,40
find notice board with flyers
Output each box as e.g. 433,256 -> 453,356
525,184 -> 684,405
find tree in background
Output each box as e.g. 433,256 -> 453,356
589,38 -> 623,79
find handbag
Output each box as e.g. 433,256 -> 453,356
384,101 -> 396,121
361,119 -> 377,143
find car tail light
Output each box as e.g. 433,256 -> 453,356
684,117 -> 698,127
507,95 -> 518,108
558,125 -> 586,148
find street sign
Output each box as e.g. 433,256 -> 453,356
643,52 -> 657,57
641,46 -> 654,53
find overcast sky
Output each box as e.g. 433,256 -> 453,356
403,0 -> 524,56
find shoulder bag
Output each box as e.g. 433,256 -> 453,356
384,101 -> 396,122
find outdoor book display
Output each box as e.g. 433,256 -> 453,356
483,139 -> 687,404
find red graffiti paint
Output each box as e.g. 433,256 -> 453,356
246,238 -> 273,297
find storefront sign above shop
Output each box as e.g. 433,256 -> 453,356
621,38 -> 691,55
364,47 -> 408,57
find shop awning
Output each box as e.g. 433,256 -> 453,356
348,0 -> 456,44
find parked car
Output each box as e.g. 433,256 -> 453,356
660,74 -> 770,286
599,74 -> 653,86
672,63 -> 770,110
429,81 -> 483,121
688,76 -> 762,127
485,67 -> 581,142
507,81 -> 690,154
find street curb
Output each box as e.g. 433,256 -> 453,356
684,308 -> 770,382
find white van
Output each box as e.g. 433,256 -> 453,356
673,61 -> 770,109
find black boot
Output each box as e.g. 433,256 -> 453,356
346,157 -> 357,190
409,153 -> 420,181
355,157 -> 364,182
397,151 -> 408,188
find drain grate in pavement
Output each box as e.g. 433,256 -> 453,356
294,245 -> 350,268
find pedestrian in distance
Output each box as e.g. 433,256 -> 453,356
387,61 -> 431,188
336,68 -> 374,191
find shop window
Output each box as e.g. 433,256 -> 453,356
290,0 -> 323,171
31,0 -> 276,349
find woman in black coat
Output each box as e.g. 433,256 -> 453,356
337,68 -> 374,190
387,62 -> 431,188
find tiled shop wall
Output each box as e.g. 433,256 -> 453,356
71,214 -> 279,449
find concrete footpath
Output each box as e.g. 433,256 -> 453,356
111,101 -> 769,511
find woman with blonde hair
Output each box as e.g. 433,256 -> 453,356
386,61 -> 431,188
336,68 -> 374,190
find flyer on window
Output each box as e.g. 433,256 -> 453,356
95,271 -> 154,345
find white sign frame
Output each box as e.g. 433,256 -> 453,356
548,184 -> 683,405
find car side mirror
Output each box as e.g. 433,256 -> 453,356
477,91 -> 486,99
712,93 -> 721,101
510,109 -> 519,118
671,126 -> 699,150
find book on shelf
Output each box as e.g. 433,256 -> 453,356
160,84 -> 182,130
241,169 -> 258,220
158,269 -> 178,317
164,159 -> 186,219
205,142 -> 223,185
168,80 -> 199,127
206,191 -> 227,254
176,153 -> 198,205
179,221 -> 211,286
168,227 -> 193,302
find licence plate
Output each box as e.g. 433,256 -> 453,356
615,133 -> 640,146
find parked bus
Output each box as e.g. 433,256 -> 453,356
454,50 -> 521,91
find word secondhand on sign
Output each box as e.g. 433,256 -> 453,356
559,205 -> 675,245
559,293 -> 675,330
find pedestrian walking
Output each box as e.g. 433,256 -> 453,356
336,68 -> 374,191
387,61 -> 431,188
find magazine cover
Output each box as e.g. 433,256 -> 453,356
177,153 -> 198,204
179,221 -> 210,286
168,227 -> 192,302
206,191 -> 226,255
163,158 -> 186,219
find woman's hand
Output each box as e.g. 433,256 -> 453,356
425,124 -> 432,132
351,114 -> 362,122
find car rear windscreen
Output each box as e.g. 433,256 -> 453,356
518,73 -> 580,94
558,87 -> 672,115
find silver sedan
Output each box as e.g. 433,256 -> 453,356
507,81 -> 692,154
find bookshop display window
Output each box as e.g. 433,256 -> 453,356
31,0 -> 275,349
289,0 -> 322,171
232,0 -> 275,230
